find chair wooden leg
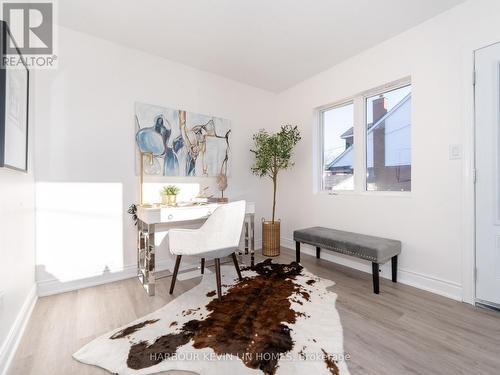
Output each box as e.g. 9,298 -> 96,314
169,255 -> 182,295
201,258 -> 205,275
231,253 -> 243,281
316,246 -> 321,259
295,241 -> 301,263
391,255 -> 398,283
372,262 -> 380,294
214,258 -> 222,300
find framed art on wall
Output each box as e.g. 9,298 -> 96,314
0,21 -> 29,172
135,102 -> 231,177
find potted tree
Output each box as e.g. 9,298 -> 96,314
251,125 -> 301,256
161,185 -> 180,206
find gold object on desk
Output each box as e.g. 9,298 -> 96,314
162,194 -> 177,206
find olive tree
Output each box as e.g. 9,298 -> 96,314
250,125 -> 301,223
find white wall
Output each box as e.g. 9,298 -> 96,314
34,26 -> 277,295
33,0 -> 500,303
276,0 -> 500,302
0,84 -> 36,372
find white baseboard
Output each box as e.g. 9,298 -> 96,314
282,238 -> 463,301
37,236 -> 462,301
0,284 -> 38,375
35,240 -> 264,297
37,265 -> 140,297
239,239 -> 263,254
37,259 -> 174,297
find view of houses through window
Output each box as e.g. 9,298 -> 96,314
366,85 -> 411,191
321,102 -> 354,190
321,82 -> 411,192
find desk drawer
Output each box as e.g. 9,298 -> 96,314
160,206 -> 215,222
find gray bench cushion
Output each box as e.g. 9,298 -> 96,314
293,226 -> 401,263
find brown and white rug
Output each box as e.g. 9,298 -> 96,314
73,260 -> 350,375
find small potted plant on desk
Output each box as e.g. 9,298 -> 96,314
161,185 -> 180,206
250,125 -> 301,257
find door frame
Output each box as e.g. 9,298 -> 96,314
466,41 -> 500,306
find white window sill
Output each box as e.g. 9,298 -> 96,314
316,190 -> 412,198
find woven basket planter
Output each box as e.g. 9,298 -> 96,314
262,220 -> 280,257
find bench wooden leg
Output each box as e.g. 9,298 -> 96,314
316,246 -> 320,259
200,258 -> 205,275
391,255 -> 398,283
295,241 -> 301,263
372,262 -> 380,294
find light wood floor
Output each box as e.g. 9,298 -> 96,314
8,248 -> 500,375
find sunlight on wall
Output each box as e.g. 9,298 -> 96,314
142,182 -> 201,204
36,182 -> 123,282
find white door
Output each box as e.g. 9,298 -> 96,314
475,43 -> 500,307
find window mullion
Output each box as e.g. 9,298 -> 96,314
353,95 -> 366,193
315,110 -> 323,193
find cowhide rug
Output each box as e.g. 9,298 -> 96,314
73,260 -> 350,375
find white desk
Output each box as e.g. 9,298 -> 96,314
136,202 -> 255,296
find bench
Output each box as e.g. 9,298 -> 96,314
293,226 -> 401,294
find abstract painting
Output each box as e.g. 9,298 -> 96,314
135,102 -> 231,177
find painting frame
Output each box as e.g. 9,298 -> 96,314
0,20 -> 30,173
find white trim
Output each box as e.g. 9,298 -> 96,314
462,48 -> 477,305
37,264 -> 141,297
315,78 -> 412,195
312,109 -> 322,194
316,189 -> 412,198
466,41 -> 500,306
0,284 -> 37,375
360,77 -> 412,101
354,95 -> 366,193
460,41 -> 500,306
317,100 -> 355,193
36,240 -> 262,297
282,238 -> 463,301
36,259 -> 176,297
316,96 -> 356,113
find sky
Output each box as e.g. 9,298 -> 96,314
323,85 -> 411,166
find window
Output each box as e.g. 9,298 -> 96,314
317,80 -> 411,193
366,84 -> 411,191
321,102 -> 354,191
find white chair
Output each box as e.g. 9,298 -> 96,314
168,200 -> 246,300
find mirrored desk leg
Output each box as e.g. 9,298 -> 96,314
137,220 -> 142,276
244,219 -> 249,255
250,214 -> 255,267
145,223 -> 156,296
137,220 -> 156,296
137,220 -> 146,284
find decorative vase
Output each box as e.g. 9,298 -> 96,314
262,219 -> 280,257
162,194 -> 177,206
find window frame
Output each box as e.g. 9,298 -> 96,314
316,77 -> 412,196
318,99 -> 355,192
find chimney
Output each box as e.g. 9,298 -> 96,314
372,95 -> 388,124
372,95 -> 387,182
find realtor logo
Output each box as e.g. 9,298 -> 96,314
3,2 -> 53,54
2,1 -> 57,68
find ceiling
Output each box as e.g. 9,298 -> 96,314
58,0 -> 466,92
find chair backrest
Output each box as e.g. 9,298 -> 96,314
199,200 -> 246,250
